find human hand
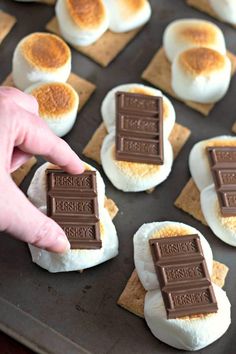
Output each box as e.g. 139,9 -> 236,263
0,87 -> 84,253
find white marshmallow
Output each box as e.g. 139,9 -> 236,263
163,19 -> 226,63
209,0 -> 236,26
201,184 -> 236,247
12,33 -> 71,91
189,135 -> 236,191
101,83 -> 175,138
172,47 -> 231,104
101,132 -> 173,192
104,0 -> 151,33
25,82 -> 79,137
27,162 -> 118,272
133,221 -> 213,291
144,284 -> 231,351
55,0 -> 109,46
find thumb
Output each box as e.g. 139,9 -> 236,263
1,175 -> 70,253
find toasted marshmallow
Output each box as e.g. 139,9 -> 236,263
172,47 -> 231,103
101,132 -> 173,192
25,82 -> 79,137
134,221 -> 213,291
56,0 -> 109,46
189,136 -> 236,191
209,0 -> 236,26
201,185 -> 236,247
104,0 -> 151,33
27,162 -> 118,272
163,19 -> 226,63
144,284 -> 231,351
101,84 -> 175,138
12,33 -> 71,91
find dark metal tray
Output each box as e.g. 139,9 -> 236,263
0,0 -> 235,353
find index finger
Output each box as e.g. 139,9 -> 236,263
1,99 -> 84,174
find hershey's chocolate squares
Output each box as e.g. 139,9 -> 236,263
149,234 -> 218,319
115,91 -> 164,164
47,169 -> 102,249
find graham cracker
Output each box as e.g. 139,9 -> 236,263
0,11 -> 16,45
186,0 -> 236,28
118,269 -> 146,318
174,178 -> 207,225
104,197 -> 119,220
46,17 -> 143,67
11,157 -> 37,186
232,122 -> 236,134
83,123 -> 107,164
142,48 -> 236,116
118,261 -> 229,318
1,73 -> 96,113
83,122 -> 191,164
211,260 -> 229,288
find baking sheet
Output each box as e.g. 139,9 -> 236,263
0,0 -> 235,353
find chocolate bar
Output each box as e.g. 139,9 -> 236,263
149,235 -> 218,319
115,91 -> 164,164
207,147 -> 236,216
47,169 -> 101,249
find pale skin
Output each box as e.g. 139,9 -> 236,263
0,87 -> 84,253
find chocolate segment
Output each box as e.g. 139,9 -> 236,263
207,146 -> 236,216
149,235 -> 218,319
115,92 -> 163,164
47,170 -> 101,249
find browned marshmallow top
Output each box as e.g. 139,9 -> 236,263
179,47 -> 226,76
66,0 -> 107,29
31,83 -> 77,118
21,33 -> 71,71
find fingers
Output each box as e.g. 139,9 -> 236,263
0,86 -> 39,114
18,113 -> 84,173
0,96 -> 84,174
10,148 -> 32,173
1,176 -> 70,253
21,113 -> 84,174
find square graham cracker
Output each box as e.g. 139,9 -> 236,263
118,261 -> 229,318
142,48 -> 236,116
175,178 -> 207,225
83,122 -> 191,165
0,11 -> 16,45
186,0 -> 236,29
11,157 -> 37,186
104,197 -> 119,220
1,73 -> 96,112
46,17 -> 143,67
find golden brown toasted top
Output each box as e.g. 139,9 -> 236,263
31,83 -> 78,118
113,145 -> 160,177
120,0 -> 147,14
21,33 -> 70,70
150,225 -> 193,239
179,47 -> 226,76
206,140 -> 236,148
179,22 -> 219,46
66,0 -> 106,30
